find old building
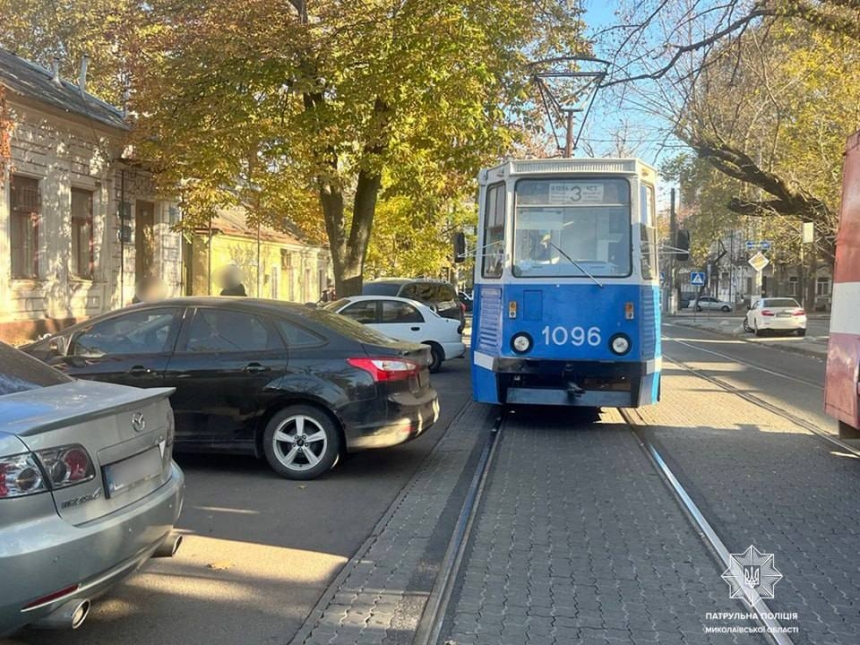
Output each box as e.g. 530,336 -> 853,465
0,48 -> 182,343
185,206 -> 332,302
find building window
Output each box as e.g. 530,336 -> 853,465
788,276 -> 798,296
9,175 -> 40,279
816,277 -> 831,296
71,188 -> 94,279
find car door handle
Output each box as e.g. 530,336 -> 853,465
128,365 -> 153,376
243,363 -> 270,374
411,327 -> 421,331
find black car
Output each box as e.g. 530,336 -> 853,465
363,279 -> 465,331
22,298 -> 440,480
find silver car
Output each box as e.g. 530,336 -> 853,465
0,342 -> 185,637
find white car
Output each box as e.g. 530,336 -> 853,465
324,295 -> 466,372
688,296 -> 733,312
744,297 -> 807,336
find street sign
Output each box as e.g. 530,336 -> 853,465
746,240 -> 772,251
748,251 -> 769,272
690,271 -> 706,286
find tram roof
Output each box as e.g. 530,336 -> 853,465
479,158 -> 657,184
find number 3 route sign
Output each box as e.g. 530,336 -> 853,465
690,272 -> 706,286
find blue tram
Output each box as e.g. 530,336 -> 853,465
470,158 -> 661,408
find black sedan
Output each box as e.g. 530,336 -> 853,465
23,298 -> 440,480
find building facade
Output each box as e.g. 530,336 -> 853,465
185,206 -> 331,302
0,49 -> 182,343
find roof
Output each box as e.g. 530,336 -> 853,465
209,206 -> 315,247
0,48 -> 128,131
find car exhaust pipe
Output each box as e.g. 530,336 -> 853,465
31,598 -> 90,630
153,533 -> 183,558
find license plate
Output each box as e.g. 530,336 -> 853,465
104,447 -> 162,498
777,312 -> 792,317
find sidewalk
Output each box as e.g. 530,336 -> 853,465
667,315 -> 829,358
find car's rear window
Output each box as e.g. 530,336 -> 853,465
362,283 -> 402,296
0,342 -> 72,396
302,308 -> 403,346
764,299 -> 800,308
401,282 -> 456,303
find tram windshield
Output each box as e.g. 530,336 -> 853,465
512,178 -> 631,278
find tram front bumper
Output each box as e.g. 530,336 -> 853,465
491,357 -> 658,407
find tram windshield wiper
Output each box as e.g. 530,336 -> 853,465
547,241 -> 603,288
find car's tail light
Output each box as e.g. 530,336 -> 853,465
36,445 -> 95,490
0,445 -> 95,499
793,309 -> 806,316
348,358 -> 421,382
761,310 -> 774,317
0,453 -> 47,498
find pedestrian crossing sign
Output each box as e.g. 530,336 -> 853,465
690,272 -> 706,286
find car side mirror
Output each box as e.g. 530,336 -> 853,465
48,336 -> 68,356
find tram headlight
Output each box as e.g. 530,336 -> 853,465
511,332 -> 533,354
609,334 -> 631,356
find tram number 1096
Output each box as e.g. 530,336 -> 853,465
541,325 -> 602,347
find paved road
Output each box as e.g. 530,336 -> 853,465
672,312 -> 831,343
662,322 -> 831,433
2,357 -> 472,645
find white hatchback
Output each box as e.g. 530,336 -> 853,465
744,297 -> 807,336
324,295 -> 466,372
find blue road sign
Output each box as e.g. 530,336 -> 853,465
690,271 -> 706,286
746,240 -> 773,251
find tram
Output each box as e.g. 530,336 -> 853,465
825,131 -> 860,439
470,158 -> 661,407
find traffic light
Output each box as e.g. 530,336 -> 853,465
675,230 -> 690,262
453,232 -> 466,263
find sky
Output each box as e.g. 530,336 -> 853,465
573,0 -> 685,172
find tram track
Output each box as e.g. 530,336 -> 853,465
417,396 -> 801,645
662,354 -> 860,461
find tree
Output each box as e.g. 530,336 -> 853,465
0,87 -> 11,183
0,0 -> 141,104
125,0 -> 588,295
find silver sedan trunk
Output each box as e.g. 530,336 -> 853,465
1,371 -> 184,637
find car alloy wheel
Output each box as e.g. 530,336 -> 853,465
263,405 -> 341,480
695,305 -> 703,312
743,317 -> 752,332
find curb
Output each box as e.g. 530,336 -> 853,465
287,395 -> 484,645
668,320 -> 828,360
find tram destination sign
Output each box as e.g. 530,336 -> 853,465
548,182 -> 605,205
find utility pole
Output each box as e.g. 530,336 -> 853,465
564,109 -> 574,157
669,187 -> 677,313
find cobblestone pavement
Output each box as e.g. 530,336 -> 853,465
289,401 -> 494,645
666,317 -> 828,358
633,367 -> 860,645
439,407 -> 765,645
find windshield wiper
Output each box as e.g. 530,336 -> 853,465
547,241 -> 603,288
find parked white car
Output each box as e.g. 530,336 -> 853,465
324,296 -> 465,372
688,296 -> 733,312
744,297 -> 807,336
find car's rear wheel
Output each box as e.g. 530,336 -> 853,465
743,317 -> 752,332
695,305 -> 703,312
427,343 -> 444,373
721,305 -> 731,312
796,328 -> 807,337
263,405 -> 341,480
